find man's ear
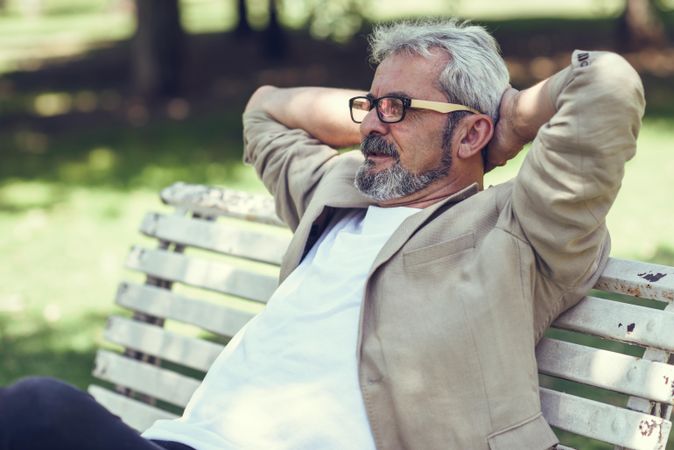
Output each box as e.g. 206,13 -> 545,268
456,115 -> 494,160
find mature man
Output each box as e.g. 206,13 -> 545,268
0,19 -> 644,450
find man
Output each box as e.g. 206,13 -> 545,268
0,19 -> 644,450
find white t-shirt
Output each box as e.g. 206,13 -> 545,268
143,205 -> 418,450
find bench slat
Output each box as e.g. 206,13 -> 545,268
537,338 -> 674,403
597,258 -> 674,302
160,183 -> 283,226
540,388 -> 671,449
88,385 -> 177,431
552,296 -> 674,352
115,282 -> 258,336
140,212 -> 290,265
105,316 -> 224,372
93,350 -> 199,408
125,247 -> 278,303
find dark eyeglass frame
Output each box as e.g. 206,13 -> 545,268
349,94 -> 481,124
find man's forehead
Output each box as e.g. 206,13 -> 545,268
370,53 -> 447,99
367,90 -> 412,98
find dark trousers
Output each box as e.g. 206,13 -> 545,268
0,377 -> 195,450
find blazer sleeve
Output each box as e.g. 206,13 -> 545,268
242,110 -> 341,230
511,50 -> 645,301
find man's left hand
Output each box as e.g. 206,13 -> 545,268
484,86 -> 527,172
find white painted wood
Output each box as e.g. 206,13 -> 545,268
160,183 -> 283,226
596,258 -> 674,303
140,212 -> 291,265
537,338 -> 674,402
93,349 -> 200,408
625,301 -> 674,420
553,296 -> 674,352
125,247 -> 279,303
105,316 -> 225,372
88,385 -> 177,431
115,282 -> 258,336
540,388 -> 671,449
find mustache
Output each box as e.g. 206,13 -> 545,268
360,134 -> 400,158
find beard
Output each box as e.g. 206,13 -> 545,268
354,134 -> 452,202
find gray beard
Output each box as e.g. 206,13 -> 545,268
354,135 -> 452,202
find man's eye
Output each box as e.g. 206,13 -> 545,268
354,99 -> 371,111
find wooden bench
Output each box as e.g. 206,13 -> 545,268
89,182 -> 674,450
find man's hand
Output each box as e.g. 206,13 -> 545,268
484,78 -> 556,173
484,87 -> 527,172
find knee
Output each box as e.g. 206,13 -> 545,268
1,376 -> 81,429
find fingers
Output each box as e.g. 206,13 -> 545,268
483,88 -> 526,172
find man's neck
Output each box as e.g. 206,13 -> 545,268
376,176 -> 483,209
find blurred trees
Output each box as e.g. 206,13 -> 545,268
235,0 -> 252,36
259,0 -> 287,59
305,0 -> 365,42
124,0 -> 371,99
618,0 -> 668,49
132,0 -> 184,99
127,0 -> 671,100
233,0 -> 364,58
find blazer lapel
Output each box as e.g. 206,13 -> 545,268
368,183 -> 479,277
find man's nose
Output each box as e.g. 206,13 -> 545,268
359,108 -> 389,137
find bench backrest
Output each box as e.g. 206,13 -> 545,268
89,182 -> 674,450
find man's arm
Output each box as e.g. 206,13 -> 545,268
493,51 -> 644,327
485,78 -> 556,171
245,86 -> 363,148
242,86 -> 365,230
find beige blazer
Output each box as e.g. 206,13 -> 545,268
243,51 -> 645,449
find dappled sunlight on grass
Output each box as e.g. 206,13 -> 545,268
29,90 -> 102,117
33,91 -> 73,116
0,311 -> 109,388
0,12 -> 133,74
1,109 -> 262,190
0,179 -> 65,211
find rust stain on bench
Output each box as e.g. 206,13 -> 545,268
639,418 -> 658,436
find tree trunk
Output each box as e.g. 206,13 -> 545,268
235,0 -> 252,37
263,0 -> 287,60
617,0 -> 667,50
132,0 -> 184,99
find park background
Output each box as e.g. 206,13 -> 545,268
1,0 -> 673,448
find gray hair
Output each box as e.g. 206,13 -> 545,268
368,19 -> 509,123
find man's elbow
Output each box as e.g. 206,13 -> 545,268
594,52 -> 645,129
245,85 -> 278,114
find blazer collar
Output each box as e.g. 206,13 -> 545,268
280,182 -> 480,280
368,182 -> 479,277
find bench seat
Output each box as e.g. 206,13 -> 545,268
89,182 -> 674,450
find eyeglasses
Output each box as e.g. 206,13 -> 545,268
349,94 -> 481,124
